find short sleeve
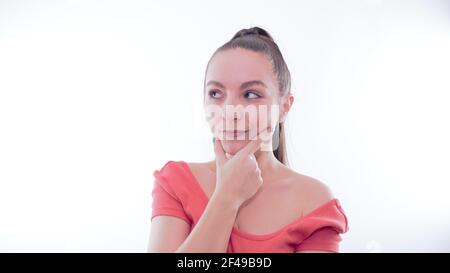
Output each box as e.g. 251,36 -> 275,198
293,199 -> 349,253
151,161 -> 191,224
295,227 -> 342,252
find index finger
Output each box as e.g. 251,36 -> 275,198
235,137 -> 262,159
235,126 -> 271,157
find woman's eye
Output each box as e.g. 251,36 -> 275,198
208,90 -> 222,99
245,91 -> 261,99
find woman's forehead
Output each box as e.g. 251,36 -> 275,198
206,48 -> 277,89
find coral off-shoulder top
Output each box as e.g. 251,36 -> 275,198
151,160 -> 349,253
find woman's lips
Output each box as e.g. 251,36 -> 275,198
220,130 -> 249,139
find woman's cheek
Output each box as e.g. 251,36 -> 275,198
253,105 -> 279,135
204,104 -> 224,137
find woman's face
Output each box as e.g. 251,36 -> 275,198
204,48 -> 288,155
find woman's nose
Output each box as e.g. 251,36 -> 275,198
223,104 -> 244,121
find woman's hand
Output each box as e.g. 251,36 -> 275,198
212,135 -> 264,209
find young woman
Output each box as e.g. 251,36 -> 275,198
147,27 -> 348,253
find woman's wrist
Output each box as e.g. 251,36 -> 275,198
210,190 -> 241,212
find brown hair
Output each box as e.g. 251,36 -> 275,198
205,26 -> 291,166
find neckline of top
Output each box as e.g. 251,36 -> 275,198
178,160 -> 339,240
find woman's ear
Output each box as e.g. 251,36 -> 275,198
279,93 -> 294,123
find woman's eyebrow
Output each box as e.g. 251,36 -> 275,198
206,80 -> 267,89
240,80 -> 267,90
206,80 -> 226,89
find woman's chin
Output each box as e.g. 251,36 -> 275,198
221,139 -> 249,155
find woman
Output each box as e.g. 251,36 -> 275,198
147,26 -> 348,253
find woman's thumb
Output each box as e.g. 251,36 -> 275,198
214,138 -> 227,165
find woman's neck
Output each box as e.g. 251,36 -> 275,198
254,149 -> 285,183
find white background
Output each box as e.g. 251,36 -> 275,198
1,0 -> 449,252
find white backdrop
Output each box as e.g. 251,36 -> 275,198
1,0 -> 449,252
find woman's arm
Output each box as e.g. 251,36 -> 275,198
175,192 -> 239,253
147,216 -> 190,252
147,192 -> 239,253
148,137 -> 263,252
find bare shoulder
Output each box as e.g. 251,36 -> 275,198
284,167 -> 335,216
184,160 -> 215,174
183,161 -> 216,195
